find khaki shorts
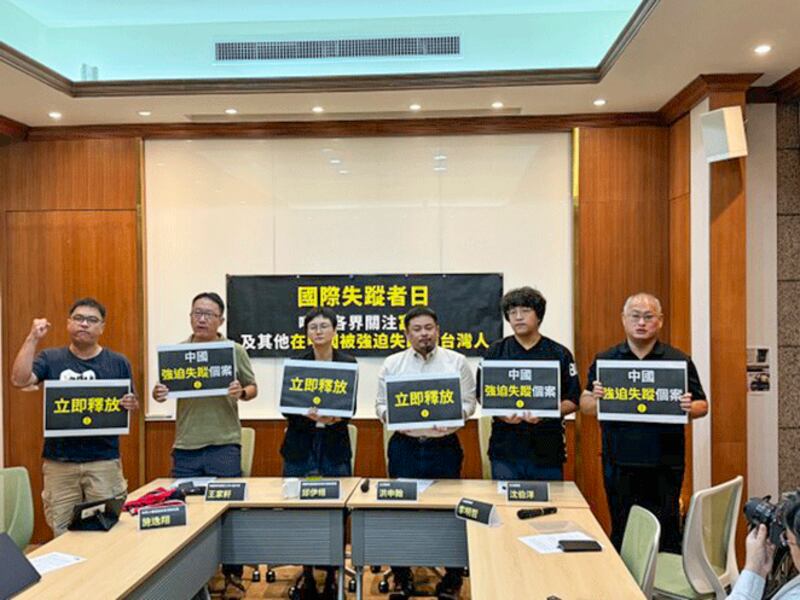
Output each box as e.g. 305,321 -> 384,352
41,458 -> 127,537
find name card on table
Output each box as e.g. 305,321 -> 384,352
205,482 -> 247,502
139,504 -> 188,530
44,379 -> 131,437
507,482 -> 550,502
480,360 -> 561,418
157,341 -> 236,399
300,480 -> 341,500
455,498 -> 501,527
385,372 -> 463,431
377,480 -> 418,501
280,359 -> 358,417
596,360 -> 688,424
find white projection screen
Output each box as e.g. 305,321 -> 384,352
144,133 -> 573,419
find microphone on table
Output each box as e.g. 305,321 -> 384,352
360,478 -> 370,493
517,507 -> 558,520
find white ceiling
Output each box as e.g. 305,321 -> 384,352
1,0 -> 798,128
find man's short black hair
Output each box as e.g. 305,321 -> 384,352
303,306 -> 338,332
500,286 -> 546,323
69,297 -> 106,320
192,292 -> 225,315
404,306 -> 439,327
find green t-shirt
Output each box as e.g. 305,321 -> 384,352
173,335 -> 256,450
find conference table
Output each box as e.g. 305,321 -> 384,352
348,479 -> 642,600
18,477 -> 643,599
17,477 -> 362,600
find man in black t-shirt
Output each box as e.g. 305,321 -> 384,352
483,287 -> 580,481
11,297 -> 138,536
580,292 -> 707,552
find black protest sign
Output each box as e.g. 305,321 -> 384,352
299,480 -> 341,500
507,482 -> 550,502
227,274 -> 503,358
139,504 -> 188,530
385,373 -> 463,431
455,498 -> 497,526
480,360 -> 561,417
377,480 -> 418,502
596,360 -> 688,424
44,379 -> 130,437
280,359 -> 358,417
157,341 -> 236,398
205,482 -> 247,502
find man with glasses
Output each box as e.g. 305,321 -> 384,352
482,287 -> 580,481
580,292 -> 707,552
10,297 -> 139,536
152,292 -> 257,599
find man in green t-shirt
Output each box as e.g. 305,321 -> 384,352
152,291 -> 257,599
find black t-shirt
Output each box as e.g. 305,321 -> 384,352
482,335 -> 581,466
32,347 -> 133,463
280,349 -> 357,465
585,340 -> 706,468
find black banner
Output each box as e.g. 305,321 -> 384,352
300,480 -> 341,500
226,273 -> 503,357
205,482 -> 247,502
44,380 -> 130,437
507,482 -> 550,502
385,373 -> 463,430
480,360 -> 561,417
455,497 -> 496,526
280,360 -> 358,417
157,342 -> 236,398
596,360 -> 688,424
377,480 -> 418,501
139,505 -> 188,530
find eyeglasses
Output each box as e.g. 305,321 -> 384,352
70,314 -> 103,325
625,312 -> 659,323
190,310 -> 220,321
307,322 -> 333,332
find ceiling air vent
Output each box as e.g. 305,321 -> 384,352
215,36 -> 460,61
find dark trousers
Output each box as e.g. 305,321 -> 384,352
387,433 -> 465,591
172,444 -> 243,578
603,459 -> 684,553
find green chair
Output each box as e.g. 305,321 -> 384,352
1,466 -> 34,550
240,427 -> 256,477
653,475 -> 743,600
621,505 -> 661,599
477,416 -> 493,480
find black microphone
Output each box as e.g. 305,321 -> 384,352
360,478 -> 370,493
517,507 -> 557,519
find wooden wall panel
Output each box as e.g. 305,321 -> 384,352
709,90 -> 748,558
1,138 -> 143,544
0,139 -> 139,211
2,210 -> 142,543
576,126 -> 670,532
669,114 -> 694,512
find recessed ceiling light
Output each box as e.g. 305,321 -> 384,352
491,101 -> 504,110
409,103 -> 422,112
434,154 -> 447,161
338,169 -> 349,175
312,106 -> 325,114
593,98 -> 607,107
329,158 -> 342,165
434,166 -> 447,172
224,108 -> 238,115
754,44 -> 772,55
48,111 -> 62,120
137,110 -> 152,117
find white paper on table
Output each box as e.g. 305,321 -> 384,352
30,552 -> 86,575
171,477 -> 217,488
397,478 -> 434,493
518,531 -> 599,554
